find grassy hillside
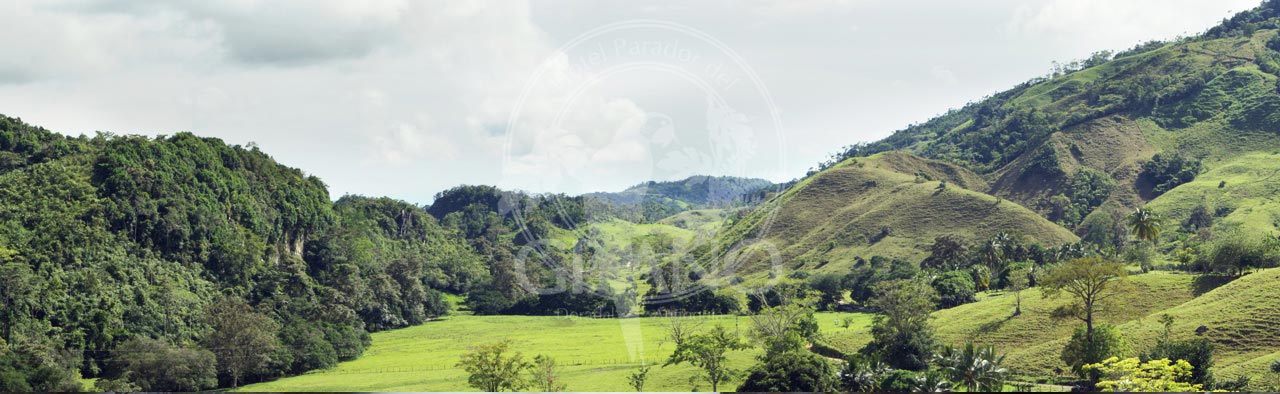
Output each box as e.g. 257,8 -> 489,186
1147,151 -> 1280,238
820,269 -> 1280,389
699,152 -> 1078,274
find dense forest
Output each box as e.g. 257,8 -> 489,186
0,116 -> 497,390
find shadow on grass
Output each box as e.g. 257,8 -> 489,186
1191,274 -> 1237,296
975,313 -> 1017,335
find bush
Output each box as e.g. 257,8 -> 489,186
877,369 -> 920,393
466,289 -> 515,315
1062,324 -> 1126,380
931,270 -> 977,308
1146,337 -> 1214,386
281,323 -> 340,375
738,350 -> 838,392
104,337 -> 218,391
1140,154 -> 1202,196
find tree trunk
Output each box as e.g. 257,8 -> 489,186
1085,309 -> 1094,342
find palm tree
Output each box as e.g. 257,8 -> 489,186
935,342 -> 1008,392
911,372 -> 952,393
840,355 -> 888,392
1128,208 -> 1163,243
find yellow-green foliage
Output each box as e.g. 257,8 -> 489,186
1083,357 -> 1201,392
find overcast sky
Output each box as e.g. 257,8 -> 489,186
0,0 -> 1260,203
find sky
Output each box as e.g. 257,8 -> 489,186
0,0 -> 1261,203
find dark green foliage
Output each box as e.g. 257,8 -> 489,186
1139,154 -> 1202,197
0,115 -> 488,386
737,350 -> 838,392
104,337 -> 217,391
1078,209 -> 1123,249
0,344 -> 82,392
931,270 -> 977,309
807,273 -> 845,311
1146,337 -> 1215,386
1024,146 -> 1066,180
921,235 -> 968,271
1062,324 -> 1126,379
1185,204 -> 1214,231
844,256 -> 919,304
877,369 -> 921,393
863,279 -> 938,371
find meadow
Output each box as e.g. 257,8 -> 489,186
239,312 -> 871,392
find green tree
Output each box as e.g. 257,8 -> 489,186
627,364 -> 650,392
456,340 -> 531,392
664,325 -> 748,391
807,273 -> 845,310
1062,324 -> 1126,379
0,260 -> 32,347
864,278 -> 938,370
203,297 -> 282,388
1128,207 -> 1163,244
529,354 -> 565,392
1083,357 -> 1201,392
1041,257 -> 1128,341
935,341 -> 1008,392
737,350 -> 838,392
1007,266 -> 1031,316
107,337 -> 217,391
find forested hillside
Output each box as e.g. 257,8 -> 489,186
0,116 -> 486,390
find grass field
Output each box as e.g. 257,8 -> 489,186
242,269 -> 1280,391
238,312 -> 871,392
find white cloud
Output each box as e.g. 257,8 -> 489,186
0,0 -> 1263,202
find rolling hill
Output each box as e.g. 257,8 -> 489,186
697,151 -> 1079,275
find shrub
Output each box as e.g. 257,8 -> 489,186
1140,154 -> 1202,196
1062,324 -> 1126,379
738,350 -> 838,392
931,270 -> 977,308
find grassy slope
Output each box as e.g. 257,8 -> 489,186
822,269 -> 1280,389
238,312 -> 869,392
702,152 -> 1078,274
1147,151 -> 1280,238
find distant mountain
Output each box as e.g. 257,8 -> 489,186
585,176 -> 776,222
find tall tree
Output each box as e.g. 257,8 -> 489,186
1041,257 -> 1128,341
864,278 -> 938,370
456,340 -> 531,392
203,297 -> 282,388
1007,266 -> 1031,316
665,325 -> 748,391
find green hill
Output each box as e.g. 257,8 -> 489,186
697,152 -> 1078,274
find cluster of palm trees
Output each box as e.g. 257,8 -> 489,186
840,342 -> 1009,392
934,342 -> 1009,392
